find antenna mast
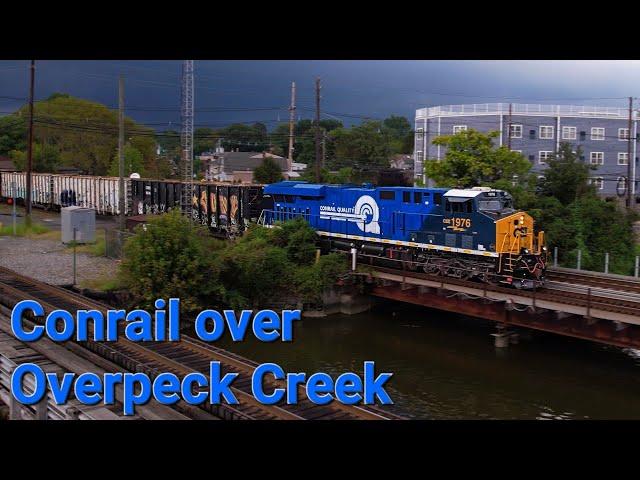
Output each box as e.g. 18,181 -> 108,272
181,60 -> 194,218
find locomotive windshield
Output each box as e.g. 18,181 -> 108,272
478,199 -> 502,211
478,197 -> 514,213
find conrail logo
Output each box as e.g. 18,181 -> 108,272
319,195 -> 380,234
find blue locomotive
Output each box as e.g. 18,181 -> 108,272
261,181 -> 547,289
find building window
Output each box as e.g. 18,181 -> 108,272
538,151 -> 553,164
591,127 -> 605,140
590,177 -> 604,190
617,176 -> 627,193
415,151 -> 423,162
453,125 -> 467,134
562,126 -> 576,140
618,152 -> 629,165
415,127 -> 424,140
590,152 -> 604,165
539,126 -> 554,139
619,128 -> 630,140
509,124 -> 522,138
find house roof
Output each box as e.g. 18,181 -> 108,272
0,156 -> 15,171
216,152 -> 288,173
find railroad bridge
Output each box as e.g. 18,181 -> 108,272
348,254 -> 640,349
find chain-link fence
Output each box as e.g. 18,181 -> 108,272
105,229 -> 134,259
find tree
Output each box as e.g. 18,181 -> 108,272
0,115 -> 26,156
425,129 -> 532,190
538,143 -> 596,205
253,156 -> 283,184
214,218 -> 348,308
9,144 -> 60,172
3,93 -> 156,175
118,210 -> 223,312
194,127 -> 218,155
330,120 -> 393,169
108,144 -> 145,177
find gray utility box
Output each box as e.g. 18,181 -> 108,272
61,206 -> 96,244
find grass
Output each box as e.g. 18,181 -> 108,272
80,273 -> 123,292
65,229 -> 107,256
0,222 -> 50,237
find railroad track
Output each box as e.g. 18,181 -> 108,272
367,266 -> 640,317
0,266 -> 400,420
546,267 -> 640,295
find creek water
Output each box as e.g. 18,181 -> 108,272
216,301 -> 640,419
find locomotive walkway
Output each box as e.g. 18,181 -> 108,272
353,255 -> 640,349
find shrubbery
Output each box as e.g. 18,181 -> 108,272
118,210 -> 225,312
118,214 -> 349,311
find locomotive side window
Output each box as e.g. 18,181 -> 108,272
403,191 -> 411,203
446,199 -> 473,213
414,192 -> 422,203
434,193 -> 442,206
380,191 -> 395,200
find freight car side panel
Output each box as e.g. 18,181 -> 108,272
51,175 -> 127,214
0,172 -> 52,206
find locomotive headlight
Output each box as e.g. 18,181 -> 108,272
519,215 -> 525,223
542,246 -> 548,252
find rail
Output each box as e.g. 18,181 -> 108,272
0,266 -> 400,421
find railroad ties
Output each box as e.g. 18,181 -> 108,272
0,266 -> 399,421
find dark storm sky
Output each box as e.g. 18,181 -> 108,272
1,60 -> 639,129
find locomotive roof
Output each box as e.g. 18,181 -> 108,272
264,181 -> 449,194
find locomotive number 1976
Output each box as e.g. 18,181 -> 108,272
446,217 -> 471,229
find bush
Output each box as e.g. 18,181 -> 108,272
118,210 -> 224,312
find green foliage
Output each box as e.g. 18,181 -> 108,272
117,213 -> 348,310
118,210 -> 223,312
0,115 -> 26,156
253,156 -> 283,184
214,218 -> 348,308
10,143 -> 60,172
0,222 -> 49,237
294,253 -> 350,304
218,123 -> 268,152
107,144 -> 145,177
1,94 -> 156,175
330,121 -> 393,168
538,143 -> 596,204
425,129 -> 533,189
194,127 -> 217,155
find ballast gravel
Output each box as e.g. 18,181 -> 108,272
0,235 -> 118,286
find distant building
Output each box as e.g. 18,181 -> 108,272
415,103 -> 640,204
0,156 -> 15,172
199,150 -> 306,184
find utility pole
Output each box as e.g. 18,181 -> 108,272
25,60 -> 35,225
287,81 -> 296,173
507,103 -> 513,150
322,131 -> 326,165
118,75 -> 125,231
627,96 -> 633,210
181,60 -> 195,218
315,77 -> 321,183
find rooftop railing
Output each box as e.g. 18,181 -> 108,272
415,103 -> 633,119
